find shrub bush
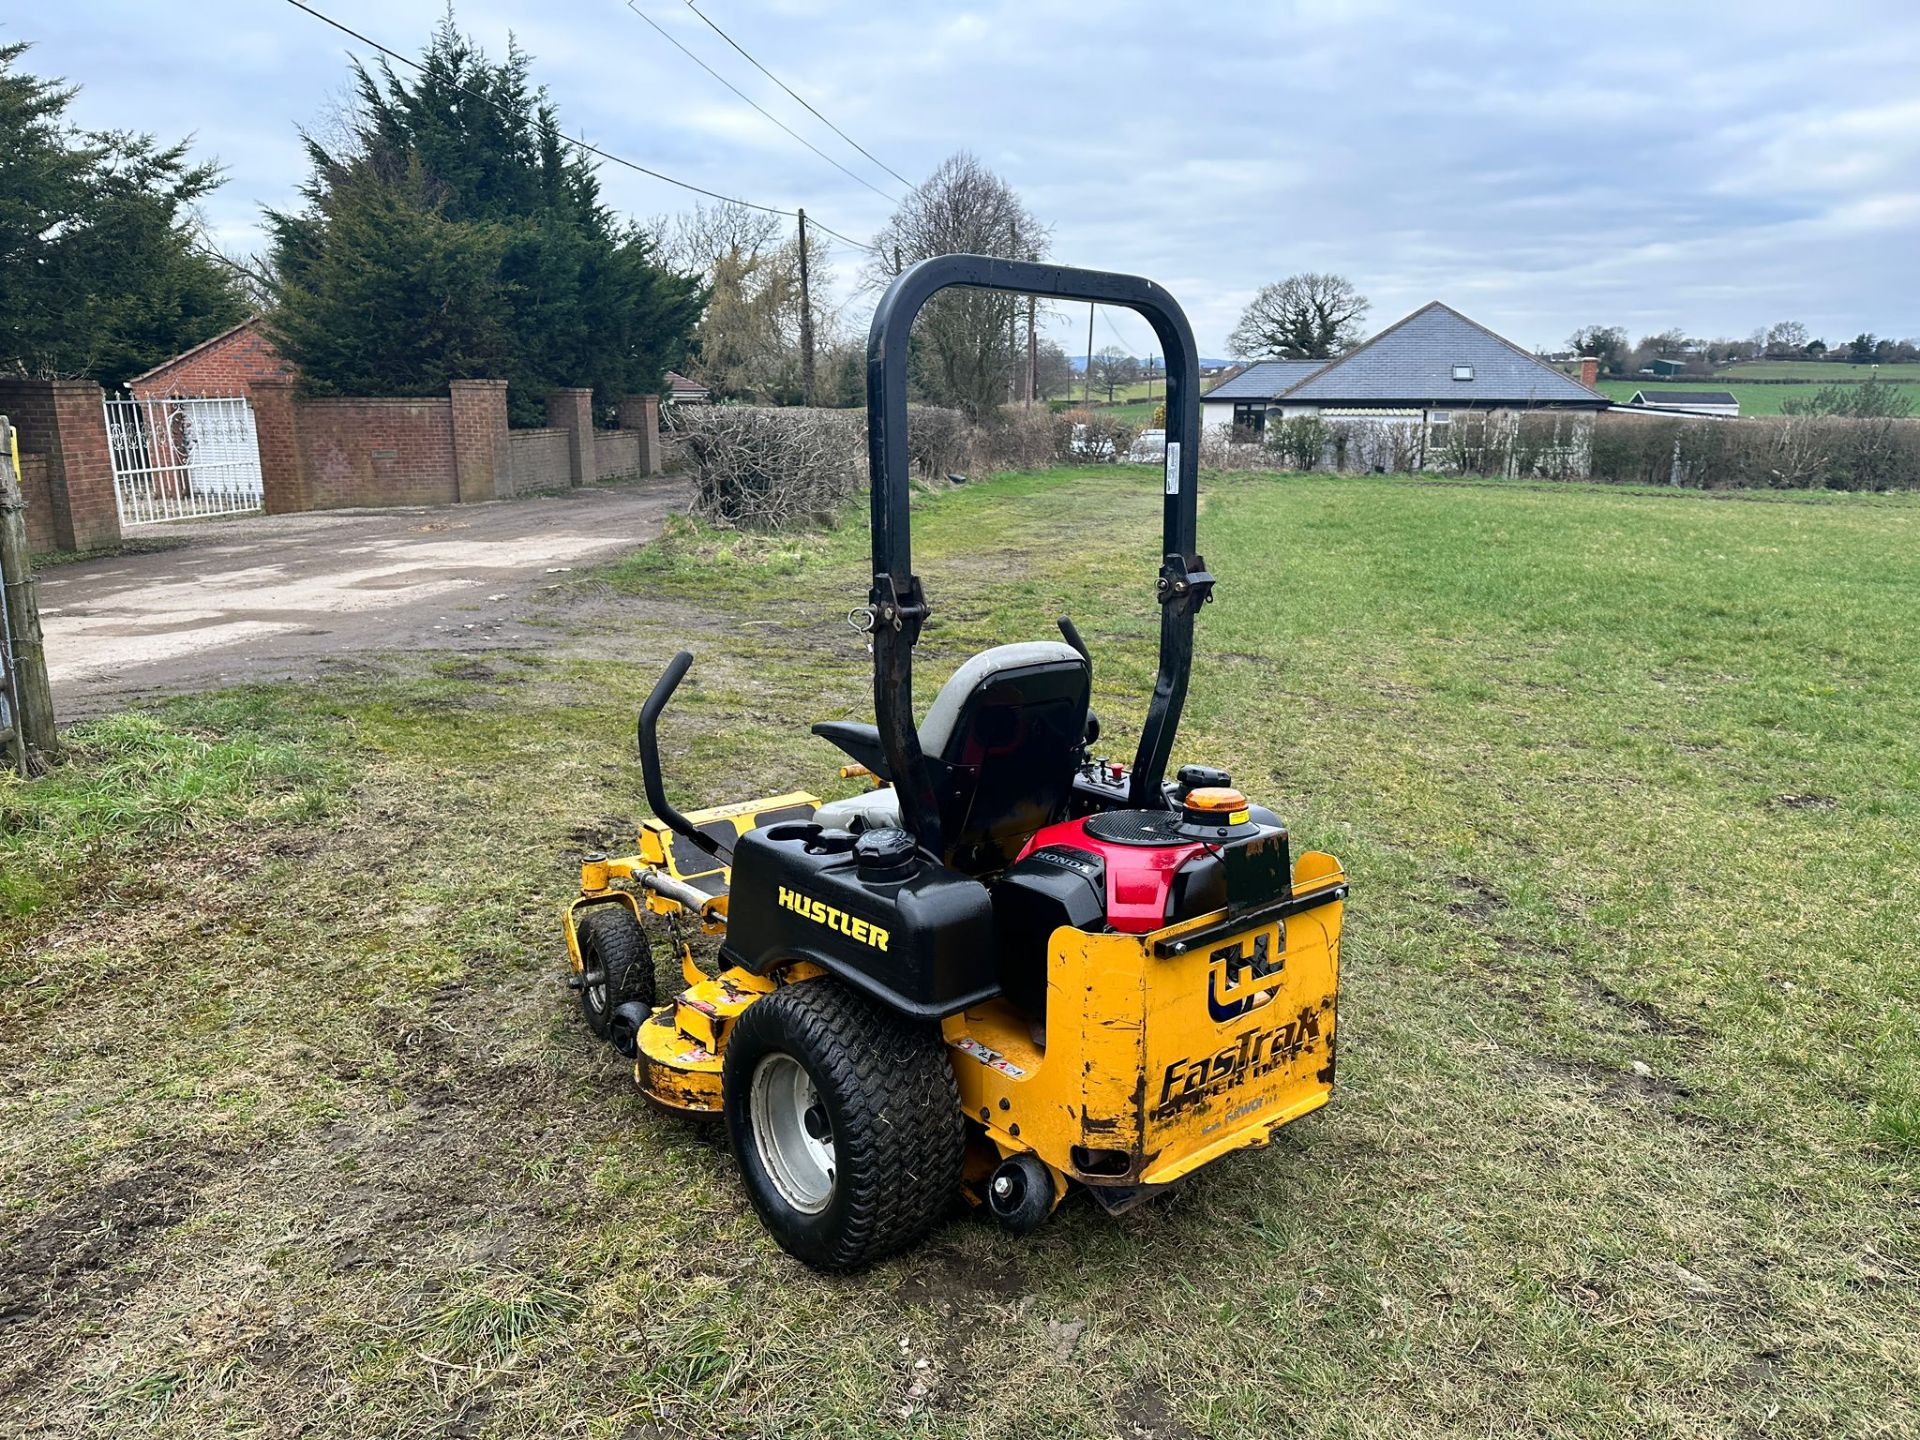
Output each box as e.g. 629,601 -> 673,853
672,406 -> 864,529
1590,414 -> 1920,490
1053,407 -> 1138,464
1264,416 -> 1329,471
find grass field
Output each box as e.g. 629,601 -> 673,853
4,469 -> 1918,1437
1719,360 -> 1920,382
1598,377 -> 1920,415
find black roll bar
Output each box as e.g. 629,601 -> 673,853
865,255 -> 1211,856
637,649 -> 731,864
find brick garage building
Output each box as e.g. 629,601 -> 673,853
125,316 -> 295,401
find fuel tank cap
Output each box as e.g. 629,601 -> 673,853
854,825 -> 919,879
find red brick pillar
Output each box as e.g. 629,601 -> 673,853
3,379 -> 123,552
249,378 -> 307,515
617,394 -> 662,475
546,387 -> 595,487
450,379 -> 510,502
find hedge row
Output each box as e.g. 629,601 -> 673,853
1589,414 -> 1920,490
669,405 -> 1144,528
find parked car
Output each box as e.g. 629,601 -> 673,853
1126,427 -> 1167,463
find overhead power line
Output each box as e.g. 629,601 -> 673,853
280,0 -> 877,250
681,0 -> 916,192
625,2 -> 902,205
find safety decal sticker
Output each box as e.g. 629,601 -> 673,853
954,1036 -> 1028,1080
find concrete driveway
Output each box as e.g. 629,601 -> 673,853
38,480 -> 685,714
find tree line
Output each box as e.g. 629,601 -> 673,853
1568,320 -> 1920,377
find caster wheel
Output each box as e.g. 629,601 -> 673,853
987,1153 -> 1056,1236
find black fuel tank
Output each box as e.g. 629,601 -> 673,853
723,822 -> 998,1018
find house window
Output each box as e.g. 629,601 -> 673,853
1428,409 -> 1453,444
1452,364 -> 1474,382
1231,402 -> 1267,439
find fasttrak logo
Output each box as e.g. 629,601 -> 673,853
777,886 -> 890,951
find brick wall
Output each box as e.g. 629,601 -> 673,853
16,453 -> 55,553
0,377 -> 120,554
594,430 -> 642,481
127,317 -> 294,400
508,428 -> 573,495
295,397 -> 458,509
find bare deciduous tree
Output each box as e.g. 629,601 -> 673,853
1088,345 -> 1138,401
867,152 -> 1049,420
657,200 -> 833,403
1227,273 -> 1369,360
1031,338 -> 1075,400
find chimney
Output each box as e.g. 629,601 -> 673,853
1578,356 -> 1599,388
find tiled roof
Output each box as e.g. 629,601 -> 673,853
1200,359 -> 1330,401
1278,302 -> 1608,407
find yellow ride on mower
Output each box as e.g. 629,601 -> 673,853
563,256 -> 1347,1271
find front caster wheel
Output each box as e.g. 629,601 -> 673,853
722,978 -> 963,1271
573,906 -> 654,1042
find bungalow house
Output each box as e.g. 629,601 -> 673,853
665,370 -> 712,404
1201,302 -> 1610,444
1626,389 -> 1740,418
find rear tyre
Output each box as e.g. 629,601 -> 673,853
722,978 -> 963,1271
574,906 -> 654,1041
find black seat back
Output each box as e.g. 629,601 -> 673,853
921,642 -> 1089,873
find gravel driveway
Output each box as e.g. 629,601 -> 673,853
37,480 -> 685,715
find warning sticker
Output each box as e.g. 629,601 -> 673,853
1164,440 -> 1182,495
954,1036 -> 1028,1080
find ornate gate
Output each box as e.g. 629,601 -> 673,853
104,393 -> 265,525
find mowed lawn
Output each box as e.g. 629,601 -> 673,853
1597,377 -> 1920,414
3,469 -> 1917,1438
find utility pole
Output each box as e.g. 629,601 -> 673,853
1085,305 -> 1095,406
0,416 -> 59,775
1026,295 -> 1037,408
796,209 -> 816,406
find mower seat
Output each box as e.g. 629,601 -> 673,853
813,640 -> 1090,871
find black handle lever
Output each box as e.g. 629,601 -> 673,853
636,651 -> 729,863
1057,614 -> 1090,668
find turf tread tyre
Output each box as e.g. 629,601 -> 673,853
575,906 -> 654,1040
723,979 -> 963,1271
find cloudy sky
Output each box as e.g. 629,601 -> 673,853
23,1 -> 1920,358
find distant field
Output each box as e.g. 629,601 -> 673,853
1720,360 -> 1920,381
1599,378 -> 1920,416
1069,378 -> 1165,405
1048,396 -> 1160,426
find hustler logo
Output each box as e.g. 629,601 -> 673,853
1153,1003 -> 1326,1120
1207,929 -> 1285,1022
777,887 -> 890,951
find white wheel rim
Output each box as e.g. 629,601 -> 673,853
750,1052 -> 836,1213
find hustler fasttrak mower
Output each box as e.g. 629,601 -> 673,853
562,256 -> 1347,1271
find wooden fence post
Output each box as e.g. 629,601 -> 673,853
0,415 -> 61,774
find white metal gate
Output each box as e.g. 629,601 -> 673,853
104,394 -> 265,525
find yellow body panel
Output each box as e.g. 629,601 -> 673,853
943,852 -> 1345,1190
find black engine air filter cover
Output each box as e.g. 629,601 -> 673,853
1082,809 -> 1189,847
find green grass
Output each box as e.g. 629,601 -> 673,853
1720,360 -> 1920,381
1598,377 -> 1920,415
4,468 -> 1918,1437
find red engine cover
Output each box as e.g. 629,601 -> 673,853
1018,816 -> 1205,934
